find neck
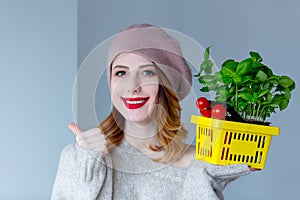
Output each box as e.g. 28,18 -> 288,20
123,120 -> 161,153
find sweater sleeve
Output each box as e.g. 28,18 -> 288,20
51,143 -> 113,200
182,160 -> 251,200
205,162 -> 251,190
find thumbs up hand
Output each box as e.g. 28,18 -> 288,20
68,123 -> 108,153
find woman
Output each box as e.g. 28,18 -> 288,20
51,24 -> 251,200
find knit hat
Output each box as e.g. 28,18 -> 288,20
107,23 -> 192,100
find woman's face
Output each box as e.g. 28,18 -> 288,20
110,53 -> 159,124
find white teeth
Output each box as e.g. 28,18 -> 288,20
126,100 -> 145,104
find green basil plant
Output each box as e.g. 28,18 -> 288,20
195,47 -> 296,123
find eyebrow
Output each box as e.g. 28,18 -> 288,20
112,64 -> 155,70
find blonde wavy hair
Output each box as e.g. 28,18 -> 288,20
99,63 -> 188,163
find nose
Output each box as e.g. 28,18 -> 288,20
127,76 -> 141,94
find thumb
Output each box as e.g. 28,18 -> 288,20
68,123 -> 83,136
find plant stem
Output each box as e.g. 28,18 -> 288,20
258,106 -> 266,121
252,104 -> 255,119
235,83 -> 238,110
250,105 -> 253,120
256,104 -> 261,120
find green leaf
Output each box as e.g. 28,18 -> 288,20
279,76 -> 294,88
228,86 -> 235,95
215,95 -> 227,102
233,74 -> 242,83
215,72 -> 223,81
236,58 -> 252,75
242,75 -> 252,83
262,82 -> 270,90
204,46 -> 211,60
279,99 -> 289,111
284,88 -> 291,100
206,80 -> 218,90
200,74 -> 215,81
228,101 -> 235,108
200,60 -> 208,71
268,104 -> 279,108
200,87 -> 209,92
252,62 -> 264,68
221,66 -> 235,76
238,101 -> 248,110
255,70 -> 268,81
261,93 -> 273,104
253,65 -> 273,77
216,87 -> 226,96
222,59 -> 235,67
252,84 -> 260,91
222,77 -> 232,85
197,77 -> 207,84
271,94 -> 284,105
253,92 -> 259,99
204,60 -> 213,74
267,75 -> 279,84
222,60 -> 238,71
289,81 -> 296,91
239,93 -> 253,101
262,101 -> 270,105
194,72 -> 201,77
258,89 -> 270,98
250,51 -> 263,62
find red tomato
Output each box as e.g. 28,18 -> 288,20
211,104 -> 227,119
200,108 -> 211,118
196,97 -> 211,110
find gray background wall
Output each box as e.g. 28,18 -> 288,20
78,0 -> 299,200
0,0 -> 76,199
1,0 -> 299,199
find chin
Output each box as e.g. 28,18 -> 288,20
126,115 -> 152,124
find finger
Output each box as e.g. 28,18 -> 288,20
80,134 -> 106,147
76,135 -> 83,145
250,167 -> 261,172
76,135 -> 107,151
79,128 -> 101,139
76,135 -> 90,148
88,142 -> 106,151
84,137 -> 107,147
77,138 -> 84,147
90,142 -> 108,153
68,123 -> 83,136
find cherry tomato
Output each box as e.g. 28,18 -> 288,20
196,97 -> 211,110
200,108 -> 211,118
211,104 -> 227,119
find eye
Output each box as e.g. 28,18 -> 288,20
114,70 -> 126,77
142,70 -> 156,76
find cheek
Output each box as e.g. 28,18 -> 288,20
110,87 -> 120,102
110,79 -> 124,94
145,84 -> 159,100
109,84 -> 120,105
110,78 -> 120,90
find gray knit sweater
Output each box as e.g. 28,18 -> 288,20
51,140 -> 250,200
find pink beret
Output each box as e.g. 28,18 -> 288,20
107,23 -> 192,100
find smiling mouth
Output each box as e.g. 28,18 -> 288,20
121,97 -> 150,109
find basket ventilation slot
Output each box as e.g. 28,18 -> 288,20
220,147 -> 263,164
197,142 -> 213,158
223,132 -> 266,149
199,127 -> 213,142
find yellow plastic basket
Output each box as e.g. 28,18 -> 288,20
190,115 -> 280,169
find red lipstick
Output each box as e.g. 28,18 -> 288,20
121,97 -> 150,109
